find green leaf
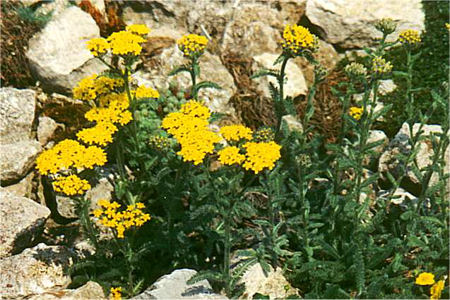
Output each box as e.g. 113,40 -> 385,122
168,65 -> 190,76
194,81 -> 222,93
250,68 -> 278,79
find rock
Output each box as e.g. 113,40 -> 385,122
281,115 -> 304,134
364,130 -> 389,167
379,123 -> 449,194
0,140 -> 41,183
132,269 -> 227,300
0,88 -> 36,144
147,46 -> 236,115
27,281 -> 106,300
26,6 -> 107,94
238,264 -> 299,299
3,172 -> 34,198
0,189 -> 50,258
253,52 -> 308,98
38,116 -> 59,146
0,243 -> 73,299
306,0 -> 425,49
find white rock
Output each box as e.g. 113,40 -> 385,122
253,52 -> 308,98
306,0 -> 425,48
132,269 -> 227,299
281,115 -> 304,133
0,88 -> 36,144
26,6 -> 107,94
367,130 -> 389,155
0,140 -> 41,183
0,243 -> 73,299
3,172 -> 34,198
38,116 -> 59,146
0,189 -> 50,258
27,281 -> 106,300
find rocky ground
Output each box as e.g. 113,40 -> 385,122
1,0 -> 443,299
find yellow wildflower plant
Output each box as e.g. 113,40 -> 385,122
107,30 -> 146,56
416,272 -> 436,285
126,24 -> 150,36
218,146 -> 245,166
110,287 -> 122,300
85,105 -> 132,126
79,145 -> 108,169
72,74 -> 124,102
242,141 -> 281,174
86,38 -> 110,56
220,125 -> 253,142
398,29 -> 421,45
177,129 -> 221,165
179,100 -> 211,120
149,135 -> 171,151
52,174 -> 91,196
254,127 -> 275,142
282,24 -> 319,55
372,56 -> 393,75
135,85 -> 160,99
430,280 -> 445,300
177,34 -> 208,57
349,106 -> 364,121
77,122 -> 118,146
94,200 -> 151,238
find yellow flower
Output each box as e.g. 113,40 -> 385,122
126,24 -> 150,36
218,146 -> 245,165
446,23 -> 450,31
372,56 -> 393,74
180,100 -> 211,120
282,24 -> 319,55
110,287 -> 122,300
242,141 -> 281,174
78,146 -> 108,169
398,29 -> 421,45
254,127 -> 275,142
86,38 -> 109,56
52,175 -> 91,196
135,85 -> 160,99
349,106 -> 364,121
220,125 -> 253,142
72,74 -> 124,101
416,272 -> 436,286
430,280 -> 445,300
107,30 -> 146,56
177,34 -> 208,57
149,135 -> 171,151
77,122 -> 118,146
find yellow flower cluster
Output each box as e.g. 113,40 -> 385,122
349,106 -> 364,121
416,272 -> 435,285
431,280 -> 445,300
110,287 -> 122,300
372,56 -> 393,74
161,100 -> 220,165
94,200 -> 151,238
36,139 -> 107,175
52,175 -> 91,196
242,141 -> 281,174
415,272 -> 446,300
87,38 -> 110,56
77,121 -> 118,146
218,146 -> 245,165
149,135 -> 171,151
85,94 -> 132,126
177,34 -> 208,57
126,24 -> 151,36
254,127 -> 275,142
72,74 -> 124,102
282,24 -> 318,55
220,125 -> 253,142
135,85 -> 160,99
398,29 -> 421,45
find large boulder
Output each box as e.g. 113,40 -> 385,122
0,88 -> 36,144
26,6 -> 106,94
0,140 -> 41,183
0,243 -> 73,299
2,172 -> 34,198
28,281 -> 106,300
0,189 -> 50,258
132,269 -> 227,299
305,0 -> 425,49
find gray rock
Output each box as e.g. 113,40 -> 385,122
27,280 -> 106,300
0,189 -> 50,258
281,115 -> 304,134
0,243 -> 73,299
26,6 -> 107,94
0,140 -> 41,183
38,116 -> 59,146
0,88 -> 36,144
132,269 -> 227,300
364,130 -> 389,167
306,0 -> 425,49
2,172 -> 34,198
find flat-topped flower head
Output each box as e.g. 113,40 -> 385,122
135,85 -> 160,99
52,174 -> 91,196
242,141 -> 281,174
149,135 -> 171,151
349,106 -> 364,120
218,146 -> 245,166
254,127 -> 275,142
179,100 -> 211,120
107,30 -> 146,56
177,34 -> 208,57
371,56 -> 393,75
220,125 -> 253,142
375,18 -> 397,35
87,38 -> 109,56
77,121 -> 118,146
345,62 -> 367,78
126,24 -> 150,36
398,29 -> 421,45
110,287 -> 122,300
282,24 -> 319,55
415,272 -> 435,286
72,74 -> 124,102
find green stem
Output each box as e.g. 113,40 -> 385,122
275,56 -> 290,136
223,211 -> 232,297
190,56 -> 198,98
79,198 -> 99,250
